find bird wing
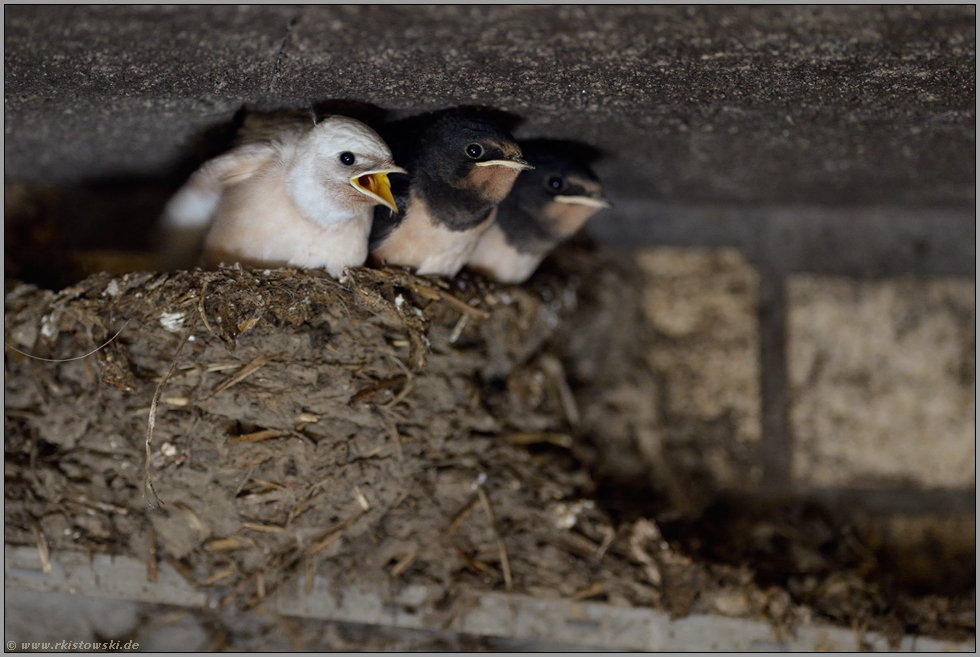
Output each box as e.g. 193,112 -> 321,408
156,142 -> 278,270
160,143 -> 277,229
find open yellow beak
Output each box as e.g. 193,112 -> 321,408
351,168 -> 405,213
554,195 -> 612,209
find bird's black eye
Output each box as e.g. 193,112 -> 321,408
339,152 -> 356,166
465,143 -> 484,159
547,176 -> 565,191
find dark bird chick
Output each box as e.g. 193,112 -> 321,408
466,140 -> 610,283
369,108 -> 532,277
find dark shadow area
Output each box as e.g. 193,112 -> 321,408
590,475 -> 976,635
662,492 -> 975,599
385,105 -> 525,136
517,138 -> 607,165
310,99 -> 391,132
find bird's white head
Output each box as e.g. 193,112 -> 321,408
285,116 -> 404,226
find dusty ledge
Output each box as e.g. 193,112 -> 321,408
5,547 -> 971,652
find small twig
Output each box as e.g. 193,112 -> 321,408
378,409 -> 404,460
201,568 -> 236,585
438,290 -> 490,320
28,518 -> 52,574
234,466 -> 256,497
164,555 -> 201,588
204,537 -> 249,552
406,279 -> 442,301
227,429 -> 284,445
540,355 -> 580,428
596,525 -> 616,561
236,311 -> 263,335
544,529 -> 602,561
308,510 -> 362,556
147,523 -> 159,583
241,521 -> 287,534
205,352 -> 283,401
505,432 -> 573,448
572,582 -> 606,601
205,362 -> 240,373
5,318 -> 132,363
348,375 -> 407,404
477,488 -> 512,592
390,551 -> 418,577
448,496 -> 480,534
354,486 -> 371,511
65,490 -> 130,515
308,528 -> 346,557
454,544 -> 490,573
251,478 -> 285,491
387,375 -> 415,406
197,280 -> 219,340
629,519 -> 663,587
449,313 -> 469,344
287,496 -> 315,526
144,313 -> 198,505
384,352 -> 415,407
304,553 -> 315,596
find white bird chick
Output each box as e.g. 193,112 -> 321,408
159,114 -> 404,278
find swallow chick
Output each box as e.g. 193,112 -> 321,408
466,140 -> 610,284
158,112 -> 404,278
368,108 -> 532,277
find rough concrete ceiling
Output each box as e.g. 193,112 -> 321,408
4,5 -> 976,208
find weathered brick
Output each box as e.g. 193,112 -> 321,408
637,249 -> 763,452
570,248 -> 764,510
787,277 -> 975,489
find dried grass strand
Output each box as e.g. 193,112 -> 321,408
384,352 -> 415,407
437,290 -> 490,320
144,313 -> 198,505
477,487 -> 512,592
206,351 -> 282,400
4,318 -> 132,363
448,496 -> 480,534
197,280 -> 219,339
147,523 -> 159,583
28,518 -> 52,574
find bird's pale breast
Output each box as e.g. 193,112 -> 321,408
371,191 -> 496,277
466,222 -> 543,283
202,159 -> 371,277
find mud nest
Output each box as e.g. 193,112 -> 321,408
2,264 -> 783,623
3,253 -> 974,644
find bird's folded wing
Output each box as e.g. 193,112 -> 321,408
156,143 -> 277,270
160,143 -> 276,229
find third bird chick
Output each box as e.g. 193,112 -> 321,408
466,140 -> 610,283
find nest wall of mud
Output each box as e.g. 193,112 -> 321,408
3,265 -> 769,622
3,251 -> 974,643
